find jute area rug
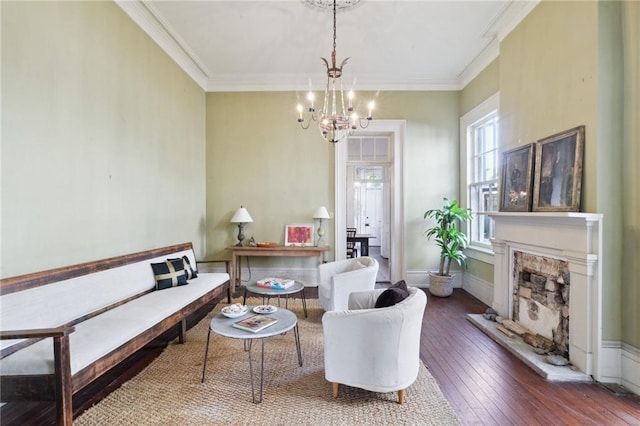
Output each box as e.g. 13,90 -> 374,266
75,296 -> 460,425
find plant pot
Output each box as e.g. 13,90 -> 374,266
428,272 -> 454,297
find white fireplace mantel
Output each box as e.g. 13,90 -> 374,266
487,212 -> 603,379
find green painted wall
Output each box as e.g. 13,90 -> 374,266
1,1 -> 207,277
205,91 -> 461,274
460,59 -> 500,117
621,0 -> 640,347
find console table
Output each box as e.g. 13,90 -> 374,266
226,246 -> 329,294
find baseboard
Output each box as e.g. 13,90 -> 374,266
406,270 -> 462,289
461,273 -> 493,306
598,340 -> 640,397
599,340 -> 622,383
621,342 -> 640,396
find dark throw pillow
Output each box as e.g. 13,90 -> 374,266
168,255 -> 198,280
375,280 -> 410,308
151,259 -> 188,290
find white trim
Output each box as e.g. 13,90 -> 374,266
460,92 -> 500,246
462,272 -> 493,306
335,120 -> 406,283
621,342 -> 640,396
598,340 -> 640,397
114,0 -> 210,91
599,340 -> 622,384
458,38 -> 500,90
466,245 -> 495,264
406,270 -> 463,290
116,1 -> 539,93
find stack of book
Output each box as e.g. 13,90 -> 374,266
256,277 -> 295,290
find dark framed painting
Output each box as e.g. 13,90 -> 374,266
499,143 -> 536,212
533,125 -> 585,212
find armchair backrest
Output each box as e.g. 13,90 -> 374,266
318,257 -> 379,311
322,286 -> 427,394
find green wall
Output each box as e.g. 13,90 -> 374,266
462,0 -> 640,346
205,91 -> 460,274
1,1 -> 207,277
621,0 -> 640,348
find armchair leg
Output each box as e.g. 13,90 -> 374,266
398,389 -> 405,404
332,382 -> 339,398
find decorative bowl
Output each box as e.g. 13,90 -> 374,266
221,304 -> 249,318
253,305 -> 278,314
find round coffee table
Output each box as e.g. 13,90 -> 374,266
201,307 -> 303,403
242,280 -> 308,318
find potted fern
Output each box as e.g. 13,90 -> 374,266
424,198 -> 473,297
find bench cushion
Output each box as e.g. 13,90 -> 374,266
1,272 -> 228,375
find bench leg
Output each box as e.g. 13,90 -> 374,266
178,319 -> 187,344
53,334 -> 73,426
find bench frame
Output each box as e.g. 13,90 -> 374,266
0,242 -> 230,426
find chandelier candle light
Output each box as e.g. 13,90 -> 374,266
296,0 -> 374,143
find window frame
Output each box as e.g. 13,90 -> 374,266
459,93 -> 499,262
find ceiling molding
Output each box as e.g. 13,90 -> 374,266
205,75 -> 461,92
114,0 -> 210,90
116,0 -> 539,93
458,38 -> 500,90
458,0 -> 539,90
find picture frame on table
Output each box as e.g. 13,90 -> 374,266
532,125 -> 585,212
284,223 -> 315,246
499,143 -> 536,212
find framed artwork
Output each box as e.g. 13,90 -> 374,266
499,143 -> 536,212
284,223 -> 314,246
533,125 -> 585,212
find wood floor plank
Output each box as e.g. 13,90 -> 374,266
3,288 -> 640,425
421,289 -> 640,426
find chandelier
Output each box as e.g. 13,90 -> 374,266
296,0 -> 374,144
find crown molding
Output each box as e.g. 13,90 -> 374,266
458,0 -> 539,90
114,0 -> 210,91
116,0 -> 539,93
205,74 -> 461,92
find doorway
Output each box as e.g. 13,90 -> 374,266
334,120 -> 406,284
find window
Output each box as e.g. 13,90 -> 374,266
460,93 -> 499,251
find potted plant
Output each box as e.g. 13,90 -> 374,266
423,198 -> 473,297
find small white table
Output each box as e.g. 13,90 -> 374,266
242,280 -> 308,318
201,307 -> 302,403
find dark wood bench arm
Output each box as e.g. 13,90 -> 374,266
1,325 -> 75,426
0,325 -> 75,340
197,260 -> 232,302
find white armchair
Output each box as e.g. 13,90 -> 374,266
322,286 -> 427,404
318,257 -> 379,311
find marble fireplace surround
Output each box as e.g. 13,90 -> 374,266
487,212 -> 603,379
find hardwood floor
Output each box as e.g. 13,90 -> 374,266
422,289 -> 640,425
3,289 -> 639,425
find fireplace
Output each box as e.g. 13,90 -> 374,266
487,212 -> 602,379
512,251 -> 570,357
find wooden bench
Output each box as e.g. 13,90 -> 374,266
0,242 -> 230,426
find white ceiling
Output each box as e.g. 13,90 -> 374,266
116,0 -> 539,92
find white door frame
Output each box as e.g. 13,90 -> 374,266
334,120 -> 406,282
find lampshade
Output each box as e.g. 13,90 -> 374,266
230,206 -> 253,223
313,206 -> 331,220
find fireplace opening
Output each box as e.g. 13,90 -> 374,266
513,251 -> 570,358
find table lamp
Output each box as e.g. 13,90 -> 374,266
230,206 -> 253,246
313,206 -> 331,246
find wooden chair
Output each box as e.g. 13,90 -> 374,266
346,228 -> 358,258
